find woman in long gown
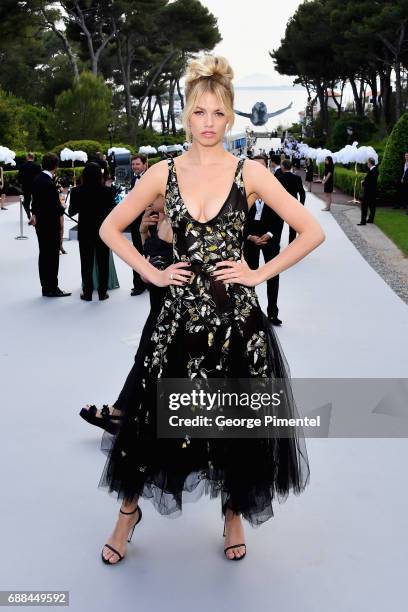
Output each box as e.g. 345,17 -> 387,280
68,163 -> 115,300
79,197 -> 173,433
321,156 -> 335,211
95,54 -> 325,564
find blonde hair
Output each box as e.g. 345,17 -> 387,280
182,54 -> 235,142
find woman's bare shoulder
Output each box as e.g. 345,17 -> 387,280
143,158 -> 170,197
241,158 -> 268,199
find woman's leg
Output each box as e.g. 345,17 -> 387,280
95,236 -> 109,296
102,495 -> 141,564
322,193 -> 330,211
223,504 -> 246,559
78,237 -> 94,296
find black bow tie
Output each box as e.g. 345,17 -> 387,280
134,173 -> 141,179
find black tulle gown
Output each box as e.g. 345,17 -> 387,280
98,156 -> 310,527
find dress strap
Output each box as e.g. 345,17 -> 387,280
234,157 -> 246,194
164,157 -> 176,217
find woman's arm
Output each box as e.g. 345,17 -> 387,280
68,188 -> 79,217
99,160 -> 170,285
240,160 -> 325,283
139,207 -> 158,246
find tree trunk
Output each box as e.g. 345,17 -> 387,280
115,26 -> 133,138
349,78 -> 364,116
176,79 -> 184,109
156,95 -> 166,133
67,0 -> 114,76
379,66 -> 392,131
330,80 -> 344,118
395,60 -> 402,121
315,82 -> 329,137
40,8 -> 80,79
367,68 -> 379,123
149,98 -> 158,130
142,96 -> 152,129
134,48 -> 179,130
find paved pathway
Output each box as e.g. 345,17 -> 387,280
0,193 -> 407,612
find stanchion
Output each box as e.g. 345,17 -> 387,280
15,195 -> 28,240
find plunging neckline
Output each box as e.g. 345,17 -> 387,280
172,157 -> 242,225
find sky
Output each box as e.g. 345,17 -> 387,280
198,0 -> 303,86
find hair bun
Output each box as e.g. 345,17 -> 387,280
184,54 -> 234,87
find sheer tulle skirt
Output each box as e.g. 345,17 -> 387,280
98,303 -> 310,528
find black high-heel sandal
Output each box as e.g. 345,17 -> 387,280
101,505 -> 143,565
223,514 -> 246,561
79,404 -> 123,434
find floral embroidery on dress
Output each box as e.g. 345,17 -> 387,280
142,156 -> 269,383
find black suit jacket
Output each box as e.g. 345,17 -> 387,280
129,171 -> 146,231
401,164 -> 408,186
31,172 -> 64,228
362,166 -> 378,200
68,184 -> 115,237
244,199 -> 284,238
276,171 -> 305,204
18,161 -> 42,193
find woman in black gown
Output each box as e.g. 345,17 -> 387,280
321,156 -> 334,211
79,195 -> 173,433
68,163 -> 115,300
91,54 -> 325,564
305,158 -> 314,192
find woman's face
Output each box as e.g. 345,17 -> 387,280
188,91 -> 230,145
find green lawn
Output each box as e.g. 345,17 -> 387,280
374,207 -> 408,256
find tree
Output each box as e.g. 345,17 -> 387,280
271,0 -> 340,137
53,71 -> 112,141
61,0 -> 117,75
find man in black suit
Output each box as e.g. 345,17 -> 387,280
277,159 -> 306,243
17,153 -> 42,220
393,151 -> 408,211
357,157 -> 379,225
31,153 -> 71,297
129,154 -> 148,296
243,154 -> 284,326
270,155 -> 282,178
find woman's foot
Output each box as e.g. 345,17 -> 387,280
102,503 -> 141,565
83,403 -> 116,418
79,403 -> 123,434
223,509 -> 246,560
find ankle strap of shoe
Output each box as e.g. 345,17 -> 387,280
120,505 -> 138,515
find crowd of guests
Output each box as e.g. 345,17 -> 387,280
18,151 -> 150,300
6,147 -> 408,318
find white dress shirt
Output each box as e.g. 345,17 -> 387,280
253,198 -> 273,239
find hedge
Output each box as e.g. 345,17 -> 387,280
3,167 -> 85,192
53,140 -> 103,164
377,112 -> 408,204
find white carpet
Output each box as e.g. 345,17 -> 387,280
0,195 -> 407,612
